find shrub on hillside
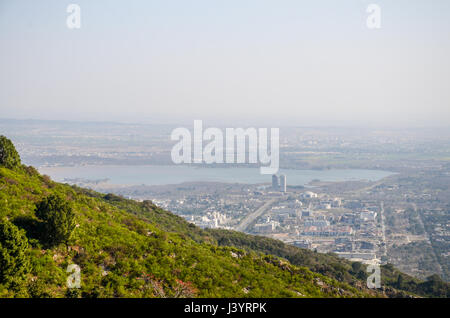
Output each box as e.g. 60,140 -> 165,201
0,136 -> 21,169
35,194 -> 76,246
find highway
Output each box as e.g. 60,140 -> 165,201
380,201 -> 387,257
235,198 -> 278,232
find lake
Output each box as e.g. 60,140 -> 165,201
38,165 -> 394,187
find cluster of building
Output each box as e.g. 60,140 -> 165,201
147,176 -> 385,265
247,188 -> 384,264
182,211 -> 230,229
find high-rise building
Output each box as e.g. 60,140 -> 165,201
272,174 -> 279,189
280,174 -> 287,192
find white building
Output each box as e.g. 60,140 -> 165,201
302,191 -> 318,198
254,221 -> 279,233
360,211 -> 377,222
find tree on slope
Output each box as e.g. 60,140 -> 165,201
35,194 -> 76,246
0,220 -> 30,286
0,136 -> 21,169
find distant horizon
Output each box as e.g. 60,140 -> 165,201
2,116 -> 450,131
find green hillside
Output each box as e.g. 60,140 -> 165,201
0,136 -> 447,298
77,186 -> 449,298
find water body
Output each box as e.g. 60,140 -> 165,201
38,165 -> 394,187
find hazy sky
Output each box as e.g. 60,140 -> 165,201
1,0 -> 449,127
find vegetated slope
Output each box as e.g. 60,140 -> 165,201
0,164 -> 374,298
206,229 -> 449,298
83,187 -> 449,298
